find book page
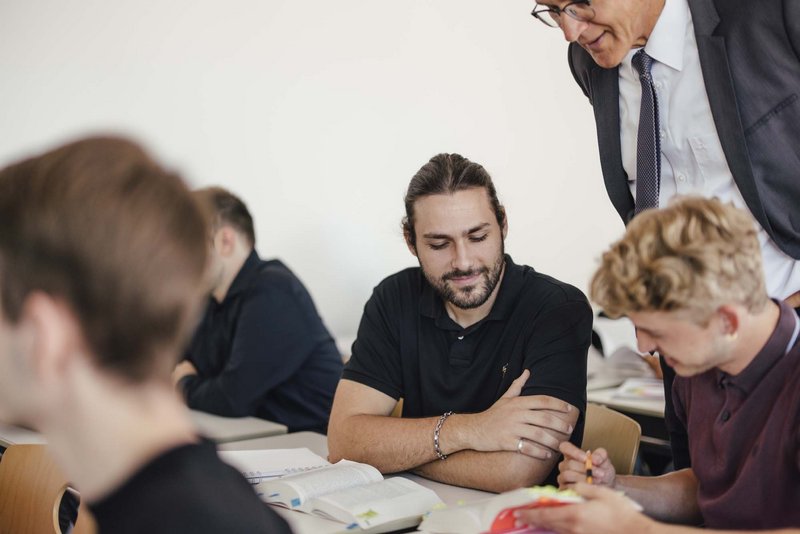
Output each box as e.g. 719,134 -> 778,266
417,500 -> 486,533
269,459 -> 383,506
310,477 -> 442,529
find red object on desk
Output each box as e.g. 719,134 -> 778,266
487,498 -> 574,533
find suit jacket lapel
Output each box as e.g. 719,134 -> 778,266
591,66 -> 635,223
689,0 -> 768,225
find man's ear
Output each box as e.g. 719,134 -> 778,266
19,292 -> 84,386
716,305 -> 740,337
404,231 -> 418,258
217,226 -> 238,257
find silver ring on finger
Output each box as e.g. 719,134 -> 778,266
517,437 -> 524,454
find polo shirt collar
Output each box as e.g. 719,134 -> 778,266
718,300 -> 800,394
419,254 -> 525,329
221,248 -> 261,303
622,0 -> 688,76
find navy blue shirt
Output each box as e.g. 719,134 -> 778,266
343,255 -> 591,482
181,250 -> 343,433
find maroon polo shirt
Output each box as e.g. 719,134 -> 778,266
673,301 -> 800,529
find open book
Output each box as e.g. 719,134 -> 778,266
258,459 -> 443,532
418,486 -> 583,534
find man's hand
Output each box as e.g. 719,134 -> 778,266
172,360 -> 198,386
469,370 -> 575,460
558,442 -> 616,488
514,482 -> 651,534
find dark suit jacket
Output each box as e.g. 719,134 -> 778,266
568,0 -> 800,259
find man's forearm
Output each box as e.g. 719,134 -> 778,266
180,374 -> 252,417
327,413 -> 443,472
414,449 -> 557,493
328,410 -> 560,489
615,469 -> 701,524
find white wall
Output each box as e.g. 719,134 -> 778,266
0,0 -> 624,344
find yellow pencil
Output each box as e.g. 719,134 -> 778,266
585,450 -> 593,484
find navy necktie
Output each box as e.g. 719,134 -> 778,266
632,49 -> 661,214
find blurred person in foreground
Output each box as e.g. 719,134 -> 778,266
0,137 -> 291,533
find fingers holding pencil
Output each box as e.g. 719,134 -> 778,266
585,450 -> 593,484
557,442 -> 617,488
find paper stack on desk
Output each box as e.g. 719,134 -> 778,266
587,316 -> 656,391
218,448 -> 330,483
612,377 -> 665,401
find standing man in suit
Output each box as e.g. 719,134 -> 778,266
530,0 -> 800,468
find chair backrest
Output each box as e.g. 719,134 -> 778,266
390,398 -> 404,418
581,403 -> 641,476
0,444 -> 96,534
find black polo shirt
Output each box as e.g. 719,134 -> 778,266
343,255 -> 591,447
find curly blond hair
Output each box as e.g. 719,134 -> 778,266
590,197 -> 768,322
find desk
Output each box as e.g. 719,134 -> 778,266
220,431 -> 493,533
189,410 -> 287,443
0,422 -> 47,449
0,413 -> 286,451
587,387 -> 664,419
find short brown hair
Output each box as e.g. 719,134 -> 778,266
193,186 -> 256,247
590,197 -> 768,321
402,153 -> 505,248
0,136 -> 208,382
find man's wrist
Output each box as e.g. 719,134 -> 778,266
433,411 -> 454,460
435,412 -> 479,455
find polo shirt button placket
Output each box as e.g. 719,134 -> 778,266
720,410 -> 731,423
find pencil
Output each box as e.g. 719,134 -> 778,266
585,450 -> 593,484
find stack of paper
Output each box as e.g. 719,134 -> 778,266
612,378 -> 665,401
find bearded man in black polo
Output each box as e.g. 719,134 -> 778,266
328,153 -> 591,492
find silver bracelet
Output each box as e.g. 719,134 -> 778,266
433,411 -> 454,460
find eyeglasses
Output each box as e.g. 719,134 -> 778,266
531,0 -> 595,28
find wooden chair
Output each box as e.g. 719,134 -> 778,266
581,403 -> 641,476
0,444 -> 96,534
390,398 -> 404,418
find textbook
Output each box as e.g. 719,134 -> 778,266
257,459 -> 443,532
417,486 -> 583,534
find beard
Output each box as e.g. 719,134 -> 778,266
422,244 -> 506,310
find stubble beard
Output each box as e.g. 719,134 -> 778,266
423,245 -> 506,310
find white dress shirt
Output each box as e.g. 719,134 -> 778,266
618,0 -> 800,299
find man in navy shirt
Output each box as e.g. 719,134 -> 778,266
328,153 -> 592,492
173,187 -> 342,433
